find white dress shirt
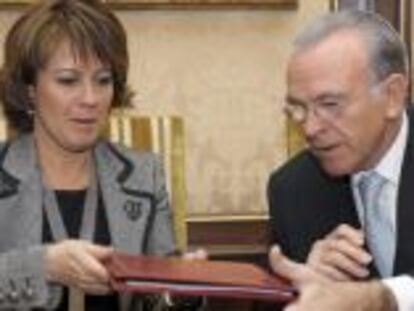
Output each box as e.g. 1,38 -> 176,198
351,112 -> 414,311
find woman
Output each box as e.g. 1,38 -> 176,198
0,0 -> 181,309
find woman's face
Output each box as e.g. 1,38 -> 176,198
31,40 -> 114,153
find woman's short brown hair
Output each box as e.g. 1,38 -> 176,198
0,0 -> 130,133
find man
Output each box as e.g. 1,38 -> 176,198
269,246 -> 397,311
268,10 -> 414,310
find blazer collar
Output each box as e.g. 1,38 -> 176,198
0,135 -> 152,254
0,135 -> 138,196
95,141 -> 156,253
2,134 -> 38,183
394,108 -> 414,275
95,141 -> 128,187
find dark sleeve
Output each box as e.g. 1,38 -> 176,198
266,157 -> 306,261
266,151 -> 356,262
267,170 -> 291,254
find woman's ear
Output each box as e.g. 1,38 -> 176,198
383,73 -> 408,119
27,85 -> 35,101
27,85 -> 36,113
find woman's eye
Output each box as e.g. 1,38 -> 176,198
56,77 -> 78,85
97,75 -> 113,86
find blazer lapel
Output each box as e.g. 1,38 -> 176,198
394,111 -> 414,275
0,135 -> 43,247
95,142 -> 155,254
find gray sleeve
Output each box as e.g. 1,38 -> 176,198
145,156 -> 177,256
0,245 -> 61,309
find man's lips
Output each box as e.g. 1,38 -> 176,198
310,144 -> 340,156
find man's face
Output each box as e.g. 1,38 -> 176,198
286,30 -> 404,176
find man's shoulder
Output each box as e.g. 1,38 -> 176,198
268,149 -> 351,199
269,150 -> 322,187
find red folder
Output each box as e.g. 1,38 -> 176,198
106,253 -> 296,302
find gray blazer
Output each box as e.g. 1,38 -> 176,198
0,134 -> 176,309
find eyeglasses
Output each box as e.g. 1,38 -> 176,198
283,100 -> 346,124
284,79 -> 387,124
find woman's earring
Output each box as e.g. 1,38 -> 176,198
27,87 -> 36,116
26,99 -> 35,117
27,108 -> 34,116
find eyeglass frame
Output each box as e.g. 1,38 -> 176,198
283,80 -> 386,124
283,94 -> 346,124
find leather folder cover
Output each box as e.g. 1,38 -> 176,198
106,253 -> 296,302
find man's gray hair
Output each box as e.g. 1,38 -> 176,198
294,10 -> 409,83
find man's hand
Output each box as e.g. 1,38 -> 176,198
269,245 -> 330,287
307,224 -> 372,281
44,240 -> 114,295
269,245 -> 397,311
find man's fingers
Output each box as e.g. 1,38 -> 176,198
269,245 -> 328,287
313,264 -> 352,282
327,224 -> 364,247
321,249 -> 370,279
269,245 -> 300,281
306,225 -> 372,281
329,239 -> 372,265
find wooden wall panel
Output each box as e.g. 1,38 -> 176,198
0,0 -> 298,9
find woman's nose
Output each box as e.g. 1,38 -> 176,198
81,83 -> 99,107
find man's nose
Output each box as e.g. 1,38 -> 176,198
301,109 -> 324,139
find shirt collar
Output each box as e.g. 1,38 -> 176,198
352,111 -> 408,186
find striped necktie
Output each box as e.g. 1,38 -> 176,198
358,172 -> 395,277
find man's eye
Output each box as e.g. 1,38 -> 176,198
286,102 -> 304,110
320,101 -> 339,109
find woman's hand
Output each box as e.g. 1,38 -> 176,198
44,239 -> 113,295
182,248 -> 208,261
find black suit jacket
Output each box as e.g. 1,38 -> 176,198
268,111 -> 414,277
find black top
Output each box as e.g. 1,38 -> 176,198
42,189 -> 119,311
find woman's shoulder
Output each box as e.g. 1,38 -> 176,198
96,141 -> 166,187
98,140 -> 162,168
0,136 -> 27,163
0,141 -> 8,152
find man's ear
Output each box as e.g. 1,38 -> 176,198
383,73 -> 408,119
